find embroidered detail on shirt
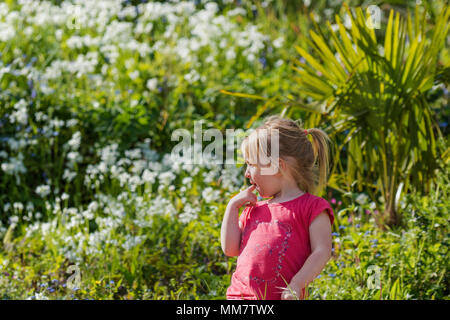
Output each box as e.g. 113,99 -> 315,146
239,219 -> 292,285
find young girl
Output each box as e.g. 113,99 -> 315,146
221,116 -> 334,300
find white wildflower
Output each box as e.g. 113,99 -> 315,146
182,177 -> 192,185
1,153 -> 27,176
66,119 -> 78,127
178,203 -> 198,224
184,69 -> 200,83
63,169 -> 77,182
82,210 -> 94,220
122,235 -> 144,251
158,171 -> 176,186
3,203 -> 11,212
34,292 -> 49,300
129,70 -> 139,80
125,148 -> 142,160
273,36 -> 284,48
356,193 -> 369,205
100,143 -> 119,166
0,22 -> 14,42
13,202 -> 24,212
67,151 -> 82,163
226,48 -> 236,60
146,78 -> 158,91
67,131 -> 81,150
227,8 -> 246,17
36,185 -> 51,198
128,175 -> 142,192
142,169 -> 157,184
202,187 -> 220,203
10,99 -> 28,125
275,59 -> 284,68
26,201 -> 34,211
9,215 -> 19,225
88,201 -> 99,212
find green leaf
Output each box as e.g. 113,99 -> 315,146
309,31 -> 347,82
384,10 -> 394,64
219,90 -> 267,100
246,98 -> 276,129
295,45 -> 334,81
3,223 -> 15,249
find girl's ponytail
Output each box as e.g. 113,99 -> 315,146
305,127 -> 332,195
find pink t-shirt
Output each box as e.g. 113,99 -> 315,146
226,192 -> 334,300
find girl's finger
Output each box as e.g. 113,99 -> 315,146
283,293 -> 295,300
246,198 -> 257,206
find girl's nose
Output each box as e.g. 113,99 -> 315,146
245,167 -> 251,179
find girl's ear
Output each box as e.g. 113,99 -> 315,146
278,157 -> 295,178
277,158 -> 287,175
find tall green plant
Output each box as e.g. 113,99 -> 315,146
292,5 -> 449,227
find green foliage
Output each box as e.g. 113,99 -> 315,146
1,162 -> 448,300
292,5 -> 449,226
0,0 -> 298,218
317,164 -> 449,299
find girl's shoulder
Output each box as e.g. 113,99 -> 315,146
295,192 -> 332,206
304,193 -> 331,204
276,193 -> 334,226
302,194 -> 335,226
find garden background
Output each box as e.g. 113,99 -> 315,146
0,0 -> 448,300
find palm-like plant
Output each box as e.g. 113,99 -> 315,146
293,5 -> 449,227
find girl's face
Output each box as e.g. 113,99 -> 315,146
244,160 -> 282,198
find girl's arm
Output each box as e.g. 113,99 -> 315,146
220,202 -> 242,257
282,211 -> 332,299
221,185 -> 257,257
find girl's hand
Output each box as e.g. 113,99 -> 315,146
280,283 -> 303,300
229,184 -> 257,209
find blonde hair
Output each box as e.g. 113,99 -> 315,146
240,115 -> 332,195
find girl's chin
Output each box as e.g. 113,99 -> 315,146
258,190 -> 275,199
257,188 -> 269,198
255,185 -> 272,198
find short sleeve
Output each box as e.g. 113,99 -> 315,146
308,197 -> 334,227
239,205 -> 252,231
